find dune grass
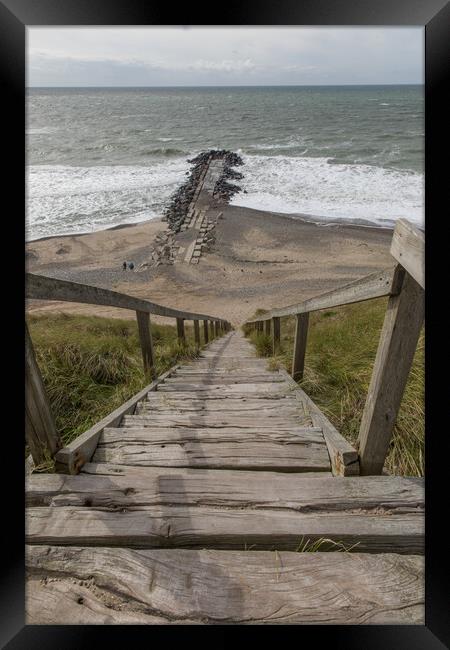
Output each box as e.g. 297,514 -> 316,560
27,313 -> 208,471
244,299 -> 424,477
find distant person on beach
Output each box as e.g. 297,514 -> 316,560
128,261 -> 135,270
122,261 -> 127,270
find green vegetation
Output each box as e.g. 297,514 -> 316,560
27,313 -> 205,470
244,298 -> 424,477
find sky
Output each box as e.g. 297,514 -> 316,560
27,27 -> 424,87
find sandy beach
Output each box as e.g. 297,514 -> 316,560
26,206 -> 394,326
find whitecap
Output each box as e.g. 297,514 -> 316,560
230,153 -> 424,228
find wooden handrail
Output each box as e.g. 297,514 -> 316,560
26,272 -> 224,322
246,266 -> 399,324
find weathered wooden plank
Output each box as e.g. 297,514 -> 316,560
54,366 -> 178,474
150,390 -> 301,401
26,507 -> 423,553
27,470 -> 423,513
81,462 -> 332,480
390,218 -> 424,289
121,413 -> 313,428
91,439 -> 331,471
157,382 -> 289,393
247,267 -> 398,323
291,313 -> 309,381
135,310 -> 155,379
99,427 -> 325,446
358,269 -> 425,475
279,370 -> 360,476
25,546 -> 424,624
26,272 -> 221,322
138,403 -> 304,416
165,376 -> 285,384
25,323 -> 62,465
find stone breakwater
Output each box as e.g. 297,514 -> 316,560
162,150 -> 244,233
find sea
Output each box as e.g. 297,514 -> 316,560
26,85 -> 424,241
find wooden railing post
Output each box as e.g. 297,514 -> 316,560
193,320 -> 200,348
25,323 -> 62,465
203,319 -> 209,343
176,317 -> 186,346
357,268 -> 424,475
264,320 -> 271,336
272,317 -> 281,354
292,313 -> 309,381
136,310 -> 156,379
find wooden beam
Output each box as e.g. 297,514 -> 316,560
264,320 -> 271,336
203,319 -> 209,343
358,268 -> 425,475
279,369 -> 359,476
25,323 -> 62,465
210,321 -> 215,339
291,313 -> 309,381
390,218 -> 424,289
135,311 -> 155,379
272,317 -> 280,354
25,546 -> 424,625
247,267 -> 398,323
214,321 -> 219,337
176,318 -> 186,345
26,272 -> 221,322
193,320 -> 200,348
54,366 -> 178,474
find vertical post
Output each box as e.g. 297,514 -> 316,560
176,317 -> 186,346
272,316 -> 281,355
358,270 -> 424,475
210,320 -> 215,339
136,310 -> 156,379
214,321 -> 219,337
291,313 -> 309,381
203,319 -> 209,343
193,320 -> 200,348
264,320 -> 271,336
25,323 -> 62,465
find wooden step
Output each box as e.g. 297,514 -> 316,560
100,427 -> 325,445
26,505 -> 423,553
121,413 -> 312,428
157,383 -> 290,393
26,546 -> 424,624
91,438 -> 330,471
27,470 -> 423,513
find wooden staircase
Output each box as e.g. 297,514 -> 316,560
26,330 -> 424,624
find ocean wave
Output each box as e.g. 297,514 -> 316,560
27,161 -> 189,240
230,154 -> 424,227
26,127 -> 59,135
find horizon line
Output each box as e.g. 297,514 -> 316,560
27,82 -> 423,88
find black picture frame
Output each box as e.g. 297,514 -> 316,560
1,1 -> 448,647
